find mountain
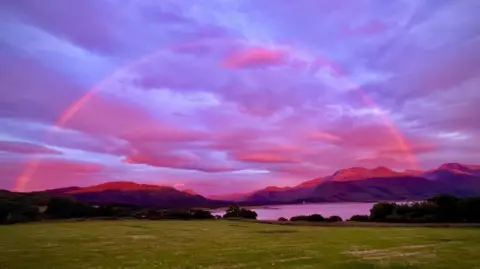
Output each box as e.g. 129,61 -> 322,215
67,182 -> 170,194
325,166 -> 405,182
207,192 -> 252,202
182,189 -> 199,195
295,177 -> 324,188
243,163 -> 480,204
44,186 -> 82,194
47,181 -> 227,208
424,163 -> 480,179
42,163 -> 480,207
421,163 -> 480,190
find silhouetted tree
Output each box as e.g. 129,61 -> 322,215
307,214 -> 325,222
278,217 -> 288,221
223,205 -> 257,219
459,197 -> 480,222
370,202 -> 396,221
290,215 -> 309,222
0,201 -> 12,223
239,208 -> 257,219
326,215 -> 343,222
225,204 -> 241,215
45,197 -> 94,219
348,215 -> 369,222
428,194 -> 460,222
192,209 -> 214,219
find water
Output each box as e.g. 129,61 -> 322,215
212,202 -> 377,220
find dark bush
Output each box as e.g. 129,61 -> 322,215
45,197 -> 95,219
163,210 -> 192,220
223,205 -> 257,219
0,200 -> 15,223
410,214 -> 437,223
349,215 -> 369,222
428,194 -> 461,222
307,214 -> 325,222
278,217 -> 288,221
366,194 -> 480,223
290,215 -> 309,221
326,215 -> 343,222
459,197 -> 480,222
239,208 -> 258,219
370,202 -> 396,221
192,210 -> 214,219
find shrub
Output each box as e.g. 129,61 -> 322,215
45,197 -> 95,219
239,208 -> 258,219
191,210 -> 214,219
385,214 -> 405,223
326,215 -> 343,222
370,202 -> 396,221
223,205 -> 257,219
428,194 -> 461,222
278,217 -> 288,222
459,197 -> 480,222
307,214 -> 325,222
410,214 -> 437,223
349,215 -> 369,222
163,210 -> 192,220
290,215 -> 309,222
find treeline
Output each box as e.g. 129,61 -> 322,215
284,214 -> 343,222
0,190 -> 258,224
348,194 -> 480,223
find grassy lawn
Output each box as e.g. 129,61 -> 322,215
1,220 -> 479,269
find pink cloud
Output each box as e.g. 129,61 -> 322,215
0,158 -> 105,190
332,124 -> 406,150
223,47 -> 287,69
354,155 -> 409,169
379,143 -> 438,156
307,131 -> 342,142
34,159 -> 105,173
234,152 -> 298,164
0,141 -> 61,155
344,20 -> 388,36
60,92 -> 174,143
121,126 -> 208,145
124,152 -> 238,173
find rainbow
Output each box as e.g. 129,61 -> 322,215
14,49 -> 418,191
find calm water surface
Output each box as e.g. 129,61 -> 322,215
212,202 -> 378,220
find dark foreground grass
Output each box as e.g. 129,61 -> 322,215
1,220 -> 479,269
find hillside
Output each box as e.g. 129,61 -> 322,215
17,162 -> 480,207
239,163 -> 480,204
47,182 -> 228,208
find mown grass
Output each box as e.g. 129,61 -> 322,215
1,220 -> 479,269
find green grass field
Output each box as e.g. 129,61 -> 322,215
1,220 -> 479,269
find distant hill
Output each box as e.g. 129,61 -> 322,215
26,162 -> 480,207
217,163 -> 480,204
46,181 -> 228,209
207,193 -> 251,202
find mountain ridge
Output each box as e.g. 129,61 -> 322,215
212,163 -> 480,203
39,162 -> 480,207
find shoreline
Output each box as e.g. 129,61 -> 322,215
209,200 -> 422,211
243,219 -> 480,228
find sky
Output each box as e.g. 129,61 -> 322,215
1,0 -> 479,194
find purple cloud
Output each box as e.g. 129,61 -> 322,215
0,141 -> 61,155
223,47 -> 287,69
